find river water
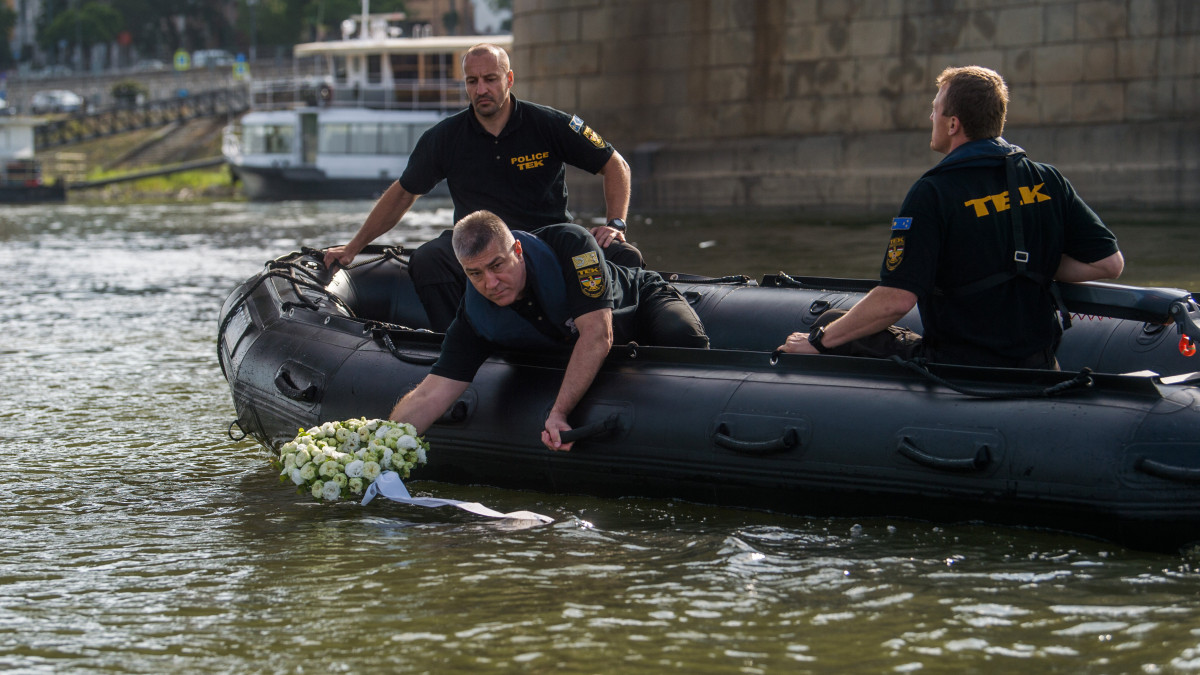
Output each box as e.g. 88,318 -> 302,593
3,199 -> 1200,673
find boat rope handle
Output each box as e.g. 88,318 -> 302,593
886,356 -> 1095,399
712,424 -> 800,454
1136,457 -> 1200,483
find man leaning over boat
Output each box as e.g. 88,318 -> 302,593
779,65 -> 1125,369
386,210 -> 708,451
324,42 -> 641,332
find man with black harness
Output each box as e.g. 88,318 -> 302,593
779,65 -> 1124,369
387,210 -> 708,451
323,43 -> 641,333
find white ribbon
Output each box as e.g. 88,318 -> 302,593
361,471 -> 554,524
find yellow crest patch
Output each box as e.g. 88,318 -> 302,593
572,251 -> 600,269
885,236 -> 905,271
577,265 -> 605,298
582,125 -> 606,148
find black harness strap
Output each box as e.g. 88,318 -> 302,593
934,153 -> 1072,330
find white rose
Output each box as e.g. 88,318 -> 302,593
319,460 -> 340,478
345,460 -> 364,478
321,480 -> 342,501
382,449 -> 394,469
294,448 -> 311,466
416,447 -> 427,464
311,480 -> 325,499
290,468 -> 304,485
366,420 -> 379,432
374,426 -> 389,440
331,473 -> 348,488
299,463 -> 317,482
397,435 -> 419,450
357,426 -> 371,441
335,427 -> 351,442
362,461 -> 381,481
348,477 -> 365,495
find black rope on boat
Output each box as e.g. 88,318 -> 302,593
218,246 -> 420,377
374,326 -> 439,365
773,272 -> 806,288
227,419 -> 247,441
665,274 -> 753,285
886,355 -> 1095,399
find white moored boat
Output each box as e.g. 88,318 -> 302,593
223,8 -> 510,201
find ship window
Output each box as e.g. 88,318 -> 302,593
348,124 -> 381,154
390,54 -> 420,81
320,123 -> 349,153
426,53 -> 455,80
367,54 -> 383,85
332,56 -> 348,85
244,124 -> 294,154
378,124 -> 410,154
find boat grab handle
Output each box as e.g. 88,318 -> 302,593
560,413 -> 623,444
1169,297 -> 1200,343
897,436 -> 992,471
713,424 -> 800,454
274,368 -> 318,402
1136,457 -> 1200,483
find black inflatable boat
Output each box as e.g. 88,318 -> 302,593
218,246 -> 1200,551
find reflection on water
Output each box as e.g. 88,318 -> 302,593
1,200 -> 1199,673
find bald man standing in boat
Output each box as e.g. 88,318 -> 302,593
779,65 -> 1124,369
324,42 -> 642,332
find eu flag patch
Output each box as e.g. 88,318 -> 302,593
891,217 -> 913,231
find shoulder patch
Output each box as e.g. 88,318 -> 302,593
885,236 -> 906,271
577,266 -> 606,298
891,217 -> 912,231
569,115 -> 584,133
581,125 -> 606,148
572,251 -> 600,269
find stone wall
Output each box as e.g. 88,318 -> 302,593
510,0 -> 1200,214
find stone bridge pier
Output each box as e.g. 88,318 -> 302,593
511,0 -> 1199,215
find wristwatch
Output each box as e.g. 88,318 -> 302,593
606,218 -> 627,233
808,326 -> 831,354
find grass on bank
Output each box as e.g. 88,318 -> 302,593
45,122 -> 242,203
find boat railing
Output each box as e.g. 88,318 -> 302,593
250,77 -> 468,112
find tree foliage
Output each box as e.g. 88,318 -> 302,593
0,5 -> 16,69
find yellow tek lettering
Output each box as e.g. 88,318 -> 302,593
963,183 -> 1050,217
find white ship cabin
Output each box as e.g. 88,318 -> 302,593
0,117 -> 45,185
260,12 -> 512,112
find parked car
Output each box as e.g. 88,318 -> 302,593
133,59 -> 168,72
192,49 -> 235,68
30,90 -> 83,114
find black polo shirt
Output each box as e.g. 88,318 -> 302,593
880,139 -> 1119,365
431,224 -> 651,382
399,96 -> 616,229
